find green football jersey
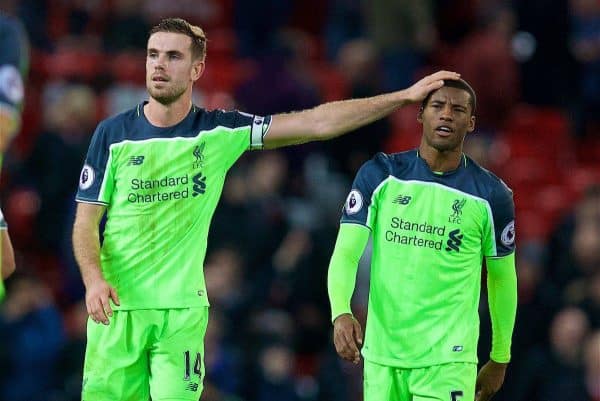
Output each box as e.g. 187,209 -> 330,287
341,150 -> 515,368
76,103 -> 271,309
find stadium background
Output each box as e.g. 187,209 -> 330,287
0,0 -> 599,400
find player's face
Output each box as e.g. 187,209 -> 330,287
146,32 -> 204,105
418,87 -> 475,152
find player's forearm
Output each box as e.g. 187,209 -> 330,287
265,90 -> 411,149
72,219 -> 104,288
486,253 -> 518,363
73,209 -> 103,287
1,230 -> 15,279
328,223 -> 370,321
308,90 -> 411,140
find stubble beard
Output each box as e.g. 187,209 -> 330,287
147,82 -> 187,106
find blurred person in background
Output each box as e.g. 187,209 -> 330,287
52,300 -> 89,401
327,39 -> 392,178
546,185 -> 600,294
0,272 -> 65,401
71,16 -> 461,401
583,331 -> 600,401
364,0 -> 436,91
433,4 -> 520,136
328,79 -> 517,401
569,0 -> 600,137
23,84 -> 97,251
256,342 -> 300,401
510,307 -> 591,401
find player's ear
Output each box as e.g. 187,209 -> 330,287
467,115 -> 476,133
417,107 -> 424,124
191,60 -> 205,82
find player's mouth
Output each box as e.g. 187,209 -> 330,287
152,75 -> 169,82
435,125 -> 454,137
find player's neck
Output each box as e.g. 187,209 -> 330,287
144,97 -> 193,128
417,144 -> 463,173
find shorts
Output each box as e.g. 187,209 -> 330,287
363,359 -> 476,401
82,307 -> 209,401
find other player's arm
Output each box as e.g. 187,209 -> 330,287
72,202 -> 120,325
263,70 -> 460,149
476,253 -> 517,401
1,228 -> 15,279
328,223 -> 370,364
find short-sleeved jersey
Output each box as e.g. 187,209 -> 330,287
341,150 -> 515,368
0,13 -> 28,113
76,103 -> 271,309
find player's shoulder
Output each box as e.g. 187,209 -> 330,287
93,104 -> 142,144
465,155 -> 513,198
358,151 -> 395,175
198,108 -> 257,130
354,150 -> 417,189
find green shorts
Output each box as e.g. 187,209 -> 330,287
364,359 -> 476,401
82,307 -> 209,401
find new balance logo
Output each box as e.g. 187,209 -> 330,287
393,195 -> 412,205
127,156 -> 145,166
445,229 -> 463,252
186,383 -> 199,392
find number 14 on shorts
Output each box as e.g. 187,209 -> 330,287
183,350 -> 202,380
451,390 -> 464,400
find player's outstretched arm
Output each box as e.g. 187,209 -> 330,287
476,253 -> 517,401
73,202 -> 119,325
328,223 -> 370,364
1,229 -> 15,279
263,70 -> 460,149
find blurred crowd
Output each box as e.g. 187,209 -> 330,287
0,0 -> 599,400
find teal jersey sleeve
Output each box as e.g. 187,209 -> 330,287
341,153 -> 391,229
77,121 -> 114,204
327,223 -> 370,321
483,181 -> 515,257
486,253 -> 517,363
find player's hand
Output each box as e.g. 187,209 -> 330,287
333,313 -> 363,364
403,70 -> 461,104
475,360 -> 508,401
85,277 -> 120,325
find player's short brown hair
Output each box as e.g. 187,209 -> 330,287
149,18 -> 207,61
421,78 -> 477,115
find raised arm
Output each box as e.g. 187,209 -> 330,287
263,70 -> 460,149
73,202 -> 119,325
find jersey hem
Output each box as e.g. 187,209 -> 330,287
362,351 -> 478,369
112,301 -> 210,310
76,198 -> 108,205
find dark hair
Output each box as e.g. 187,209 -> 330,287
421,78 -> 477,114
149,18 -> 207,61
